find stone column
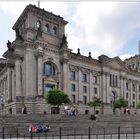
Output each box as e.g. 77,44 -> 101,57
106,73 -> 110,103
7,68 -> 12,101
102,72 -> 107,103
78,69 -> 82,104
129,81 -> 132,107
25,46 -> 36,97
62,60 -> 68,94
89,72 -> 92,102
15,58 -> 22,97
120,76 -> 124,97
37,52 -> 43,96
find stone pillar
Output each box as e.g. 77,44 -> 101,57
102,72 -> 107,103
106,73 -> 110,103
130,81 -> 132,107
15,58 -> 22,97
120,76 -> 124,97
25,46 -> 36,97
62,60 -> 68,94
7,68 -> 12,101
89,72 -> 92,102
78,69 -> 82,104
12,69 -> 15,100
37,52 -> 43,96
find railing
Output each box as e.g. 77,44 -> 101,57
0,126 -> 140,139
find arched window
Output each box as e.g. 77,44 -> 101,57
43,63 -> 56,76
37,20 -> 41,29
45,24 -> 50,32
53,26 -> 57,35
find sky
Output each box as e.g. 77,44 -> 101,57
1,1 -> 140,60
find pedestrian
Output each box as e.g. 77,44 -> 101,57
22,104 -> 27,114
124,108 -> 126,114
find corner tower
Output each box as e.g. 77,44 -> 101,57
12,4 -> 68,45
2,4 -> 69,114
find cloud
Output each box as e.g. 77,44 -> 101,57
0,1 -> 140,60
65,2 -> 140,59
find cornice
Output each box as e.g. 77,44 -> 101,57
70,52 -> 100,66
13,4 -> 68,30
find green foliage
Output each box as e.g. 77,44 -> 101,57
136,101 -> 140,109
113,96 -> 128,109
88,97 -> 102,107
45,89 -> 70,106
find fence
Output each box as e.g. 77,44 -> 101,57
1,126 -> 140,139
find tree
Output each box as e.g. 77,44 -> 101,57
88,97 -> 102,114
113,96 -> 128,114
45,89 -> 70,107
136,101 -> 140,109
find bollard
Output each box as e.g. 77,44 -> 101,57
118,126 -> 120,139
30,127 -> 33,139
74,128 -> 76,139
2,127 -> 5,139
59,127 -> 62,139
133,127 -> 135,139
16,128 -> 19,139
103,128 -> 105,139
88,127 -> 91,139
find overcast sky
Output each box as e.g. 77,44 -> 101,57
1,1 -> 140,60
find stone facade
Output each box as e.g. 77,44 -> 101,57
1,4 -> 140,114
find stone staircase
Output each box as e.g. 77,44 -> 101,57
0,114 -> 140,138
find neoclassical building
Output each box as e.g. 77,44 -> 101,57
1,4 -> 140,114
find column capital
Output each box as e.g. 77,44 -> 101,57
35,51 -> 43,57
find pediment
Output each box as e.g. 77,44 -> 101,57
104,57 -> 128,71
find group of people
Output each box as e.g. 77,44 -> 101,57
64,106 -> 77,116
124,108 -> 130,114
29,123 -> 50,133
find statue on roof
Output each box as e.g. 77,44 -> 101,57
6,40 -> 14,51
60,35 -> 68,48
7,40 -> 11,49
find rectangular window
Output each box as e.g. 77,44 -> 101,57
139,95 -> 140,100
126,83 -> 128,90
83,86 -> 87,93
94,87 -> 97,94
116,75 -> 118,87
139,86 -> 140,92
137,62 -> 140,68
83,96 -> 87,105
71,84 -> 76,92
126,92 -> 128,98
133,94 -> 135,99
72,95 -> 76,104
133,101 -> 135,108
110,74 -> 113,87
113,75 -> 115,87
71,71 -> 76,81
83,74 -> 87,82
133,84 -> 136,92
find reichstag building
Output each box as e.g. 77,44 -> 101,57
0,4 -> 140,114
